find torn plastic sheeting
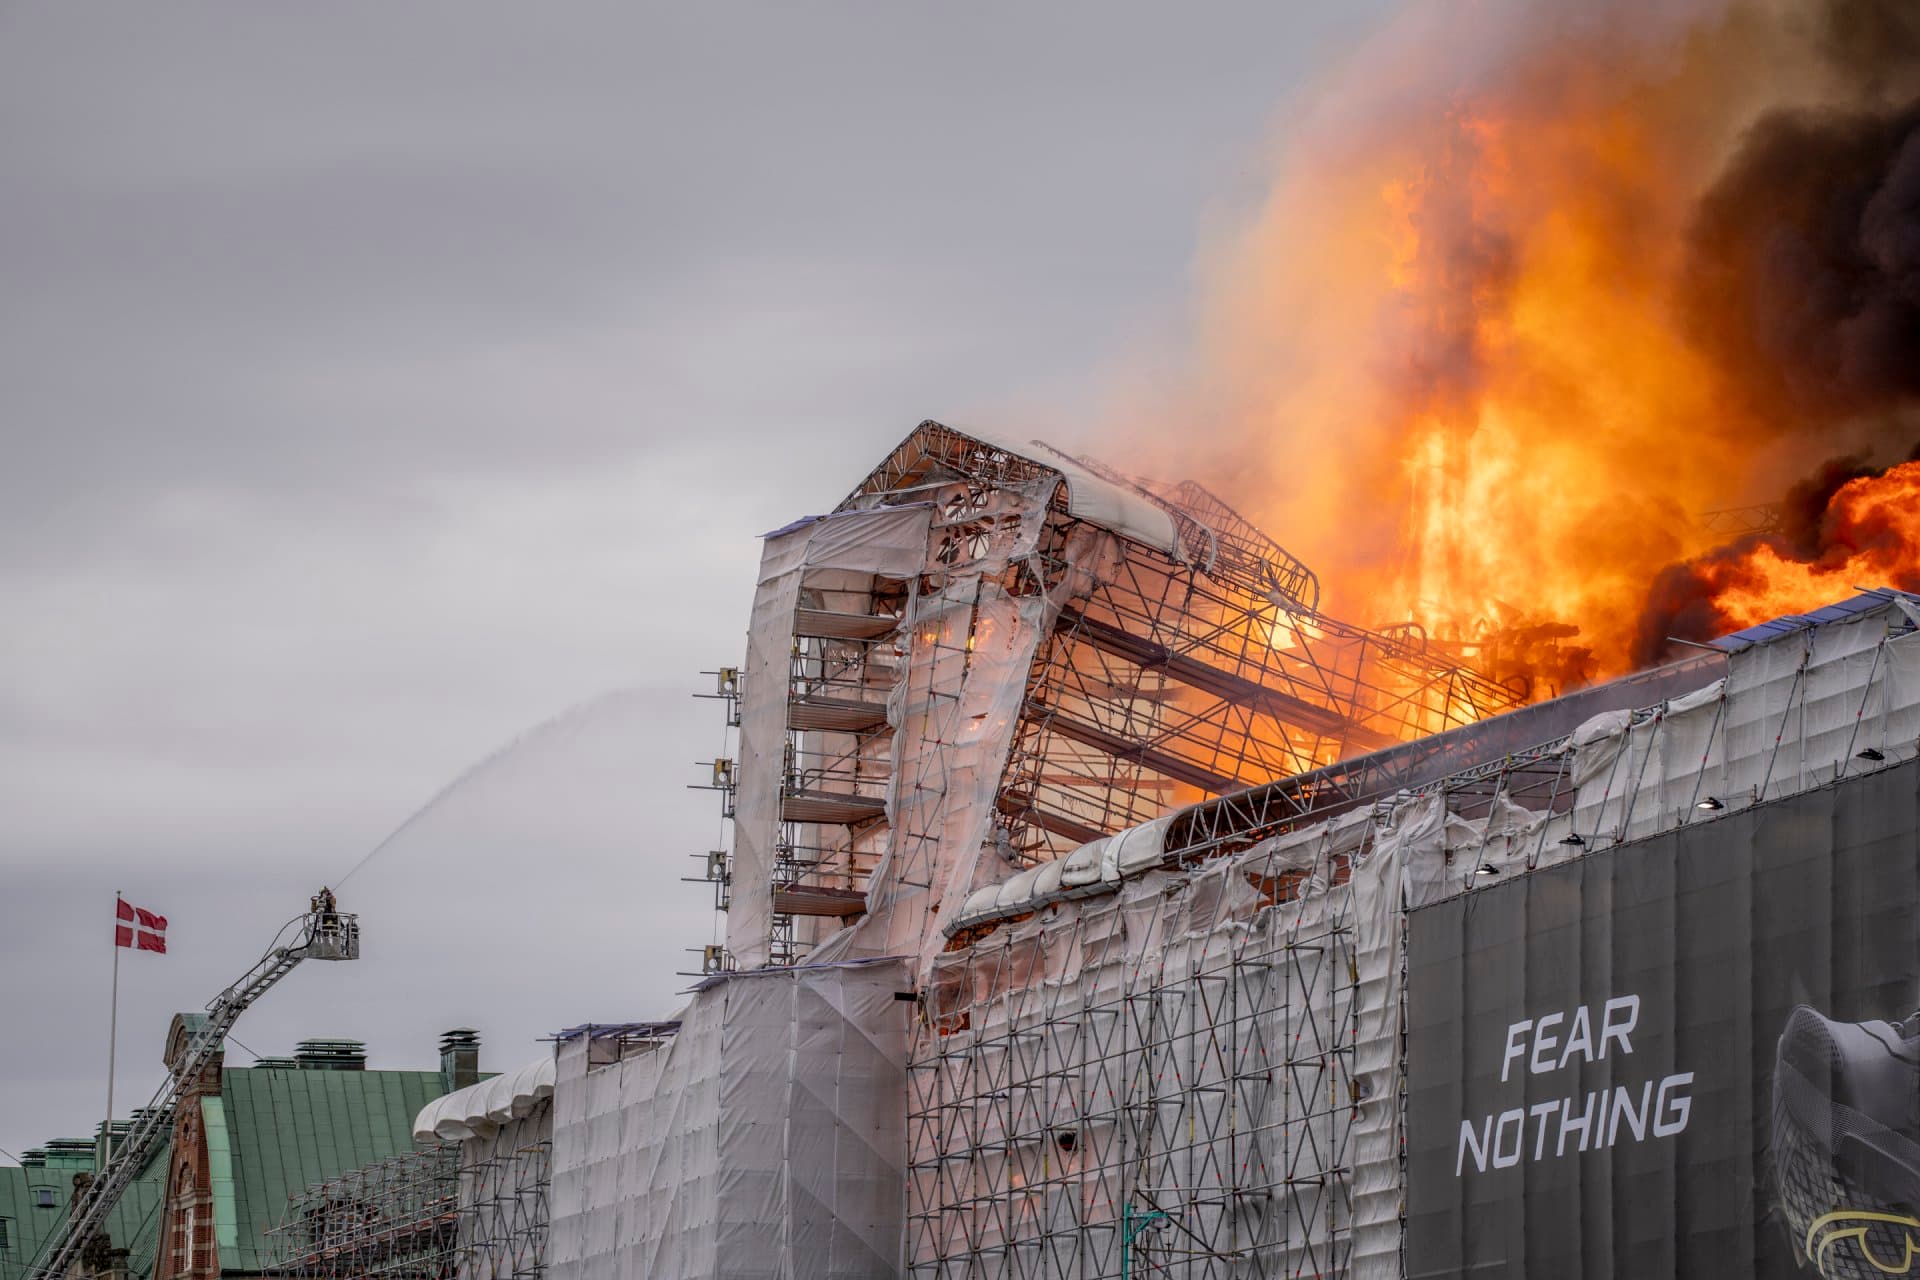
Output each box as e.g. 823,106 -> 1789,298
728,504 -> 934,969
725,525 -> 810,969
934,423 -> 1184,558
1230,805 -> 1373,883
1669,676 -> 1727,715
1173,859 -> 1252,937
800,503 -> 934,570
853,569 -> 1053,963
1477,794 -> 1548,866
1114,868 -> 1179,956
1349,792 -> 1430,1278
1410,804 -> 1520,904
1631,683 -> 1732,840
1406,798 -> 1478,910
1568,708 -> 1634,786
1564,684 -> 1725,842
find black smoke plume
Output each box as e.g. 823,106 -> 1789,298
1683,97 -> 1920,429
1630,1 -> 1920,666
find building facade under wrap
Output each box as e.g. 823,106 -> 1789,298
387,421 -> 1920,1278
711,420 -> 1528,973
547,959 -> 913,1280
908,591 -> 1920,1278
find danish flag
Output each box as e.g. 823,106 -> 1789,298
115,898 -> 167,953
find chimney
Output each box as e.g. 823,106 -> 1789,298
440,1029 -> 481,1092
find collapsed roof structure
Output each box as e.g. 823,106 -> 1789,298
705,420 -> 1537,970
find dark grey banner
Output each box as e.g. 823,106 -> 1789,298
1405,757 -> 1920,1278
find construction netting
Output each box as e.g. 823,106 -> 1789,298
727,477 -> 1107,973
413,1058 -> 556,1280
729,505 -> 941,968
908,593 -> 1920,1278
548,958 -> 914,1280
908,810 -> 1396,1276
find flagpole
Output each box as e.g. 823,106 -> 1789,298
104,891 -> 121,1169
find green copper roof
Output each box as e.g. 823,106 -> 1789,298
1,1060 -> 472,1279
215,1065 -> 449,1273
0,1141 -> 169,1280
200,1098 -> 237,1254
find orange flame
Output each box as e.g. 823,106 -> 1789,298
1648,461 -> 1920,644
1157,1 -> 1919,692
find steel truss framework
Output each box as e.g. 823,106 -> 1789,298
1157,653 -> 1726,865
708,421 -> 1540,966
845,424 -> 1529,867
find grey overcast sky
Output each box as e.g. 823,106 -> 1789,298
0,2 -> 1396,1159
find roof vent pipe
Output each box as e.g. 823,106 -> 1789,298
439,1029 -> 481,1093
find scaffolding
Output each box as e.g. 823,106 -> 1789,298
270,1126 -> 551,1280
455,1123 -> 551,1280
703,421 -> 1536,971
906,590 -> 1920,1277
907,838 -> 1367,1279
270,1149 -> 459,1280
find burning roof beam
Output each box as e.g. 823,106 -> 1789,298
1160,651 -> 1728,862
1056,607 -> 1393,751
1035,706 -> 1245,795
994,793 -> 1107,847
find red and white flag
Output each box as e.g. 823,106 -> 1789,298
115,898 -> 167,953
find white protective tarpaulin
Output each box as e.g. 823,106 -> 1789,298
414,1055 -> 556,1142
1563,598 -> 1920,853
939,425 -> 1185,558
549,958 -> 913,1280
728,506 -> 933,967
817,482 -> 1124,969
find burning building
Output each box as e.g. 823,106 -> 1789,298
900,589 -> 1920,1278
703,421 -> 1533,973
434,422 -> 1920,1280
379,4 -> 1920,1273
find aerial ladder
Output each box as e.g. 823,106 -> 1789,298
29,890 -> 360,1280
